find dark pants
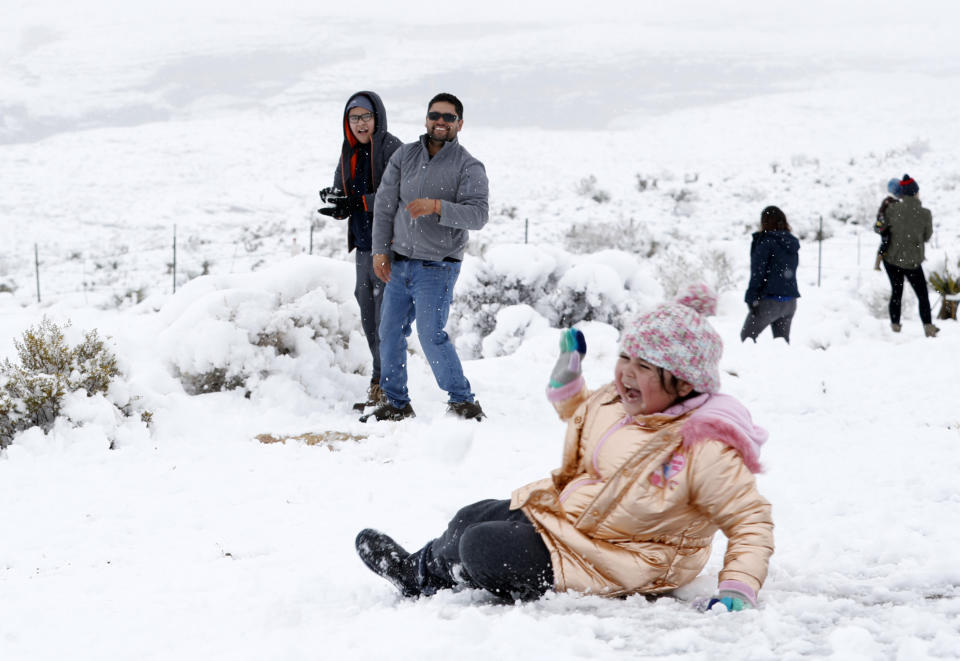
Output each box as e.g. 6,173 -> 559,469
741,298 -> 797,343
883,261 -> 932,325
354,250 -> 384,382
411,499 -> 553,601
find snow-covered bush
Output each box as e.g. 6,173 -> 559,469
156,256 -> 366,402
574,174 -> 610,203
656,244 -> 738,298
564,217 -> 659,257
452,245 -> 558,358
480,305 -> 550,358
0,317 -> 139,448
543,263 -> 629,329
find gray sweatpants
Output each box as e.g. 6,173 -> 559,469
741,298 -> 797,343
354,250 -> 384,381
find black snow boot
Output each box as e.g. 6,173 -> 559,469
355,529 -> 420,598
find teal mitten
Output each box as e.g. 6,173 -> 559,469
548,328 -> 587,389
702,580 -> 758,612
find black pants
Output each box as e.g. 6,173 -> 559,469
740,298 -> 797,343
354,250 -> 384,382
411,499 -> 554,601
883,261 -> 932,325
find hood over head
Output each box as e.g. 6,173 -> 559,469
342,91 -> 389,145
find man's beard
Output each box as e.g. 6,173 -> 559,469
427,128 -> 455,143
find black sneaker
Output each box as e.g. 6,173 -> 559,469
355,529 -> 420,597
359,401 -> 416,423
446,399 -> 485,421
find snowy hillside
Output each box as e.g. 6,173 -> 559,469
3,2 -> 960,659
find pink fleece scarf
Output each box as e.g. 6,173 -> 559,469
663,393 -> 768,473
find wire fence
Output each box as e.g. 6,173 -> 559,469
3,222 -> 324,305
2,217 -> 953,307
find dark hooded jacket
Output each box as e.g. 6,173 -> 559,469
878,195 -> 933,269
331,91 -> 403,252
745,230 -> 801,305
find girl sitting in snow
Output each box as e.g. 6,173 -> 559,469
356,285 -> 774,610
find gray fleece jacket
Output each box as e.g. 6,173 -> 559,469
371,134 -> 488,261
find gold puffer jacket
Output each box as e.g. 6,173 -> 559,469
510,383 -> 774,597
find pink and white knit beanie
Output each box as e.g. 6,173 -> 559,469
619,283 -> 722,393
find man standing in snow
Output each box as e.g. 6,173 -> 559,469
363,93 -> 489,422
319,91 -> 403,410
876,174 -> 937,337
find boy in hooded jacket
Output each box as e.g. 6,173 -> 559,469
320,91 -> 404,408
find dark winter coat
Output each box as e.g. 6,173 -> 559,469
331,91 -> 403,252
878,196 -> 933,270
745,231 -> 801,306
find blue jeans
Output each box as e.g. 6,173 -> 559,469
378,258 -> 474,406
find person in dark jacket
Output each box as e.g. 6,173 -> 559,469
875,174 -> 937,337
320,91 -> 403,408
741,206 -> 801,343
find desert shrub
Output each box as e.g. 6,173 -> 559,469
575,174 -> 611,203
929,255 -> 960,319
656,246 -> 738,298
0,318 -> 128,448
161,264 -> 364,396
542,263 -> 629,329
480,305 -> 550,358
668,188 -> 697,217
564,217 -> 659,258
635,174 -> 658,191
452,247 -> 556,358
794,217 -> 835,242
179,367 -> 248,396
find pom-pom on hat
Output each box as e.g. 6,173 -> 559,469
619,284 -> 723,394
899,174 -> 919,196
887,178 -> 903,197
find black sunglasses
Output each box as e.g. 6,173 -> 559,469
427,111 -> 459,122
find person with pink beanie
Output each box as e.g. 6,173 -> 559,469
356,285 -> 774,611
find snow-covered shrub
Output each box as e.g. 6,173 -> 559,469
635,173 -> 658,191
0,317 -> 137,448
157,256 -> 365,402
452,245 -> 558,359
564,217 -> 659,258
575,174 -> 610,203
668,187 -> 697,217
543,263 -> 629,329
656,245 -> 738,298
794,217 -> 835,242
480,305 -> 550,358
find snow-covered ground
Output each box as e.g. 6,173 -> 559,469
3,2 -> 960,659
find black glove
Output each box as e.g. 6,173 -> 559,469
319,187 -> 343,203
318,189 -> 365,220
